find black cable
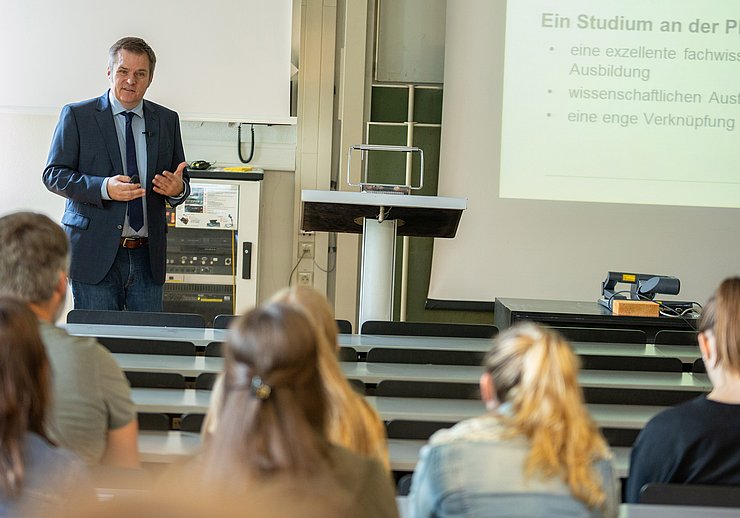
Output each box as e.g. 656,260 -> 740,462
237,123 -> 255,164
682,302 -> 702,313
312,260 -> 334,274
606,290 -> 633,311
607,287 -> 700,330
636,293 -> 699,331
288,249 -> 309,287
312,247 -> 337,274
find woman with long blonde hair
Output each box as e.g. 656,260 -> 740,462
272,286 -> 389,470
626,277 -> 740,502
408,323 -> 617,517
203,287 -> 389,471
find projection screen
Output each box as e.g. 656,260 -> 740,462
428,0 -> 740,307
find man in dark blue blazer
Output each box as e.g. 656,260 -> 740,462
43,37 -> 190,312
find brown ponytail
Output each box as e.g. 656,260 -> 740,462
0,297 -> 52,497
199,302 -> 329,486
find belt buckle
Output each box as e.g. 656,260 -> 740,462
122,237 -> 138,248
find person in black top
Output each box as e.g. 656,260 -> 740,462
625,277 -> 740,502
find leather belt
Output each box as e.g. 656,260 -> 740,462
120,237 -> 148,249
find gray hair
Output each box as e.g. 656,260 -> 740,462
108,36 -> 157,78
0,212 -> 69,303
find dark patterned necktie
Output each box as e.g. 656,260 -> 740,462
123,111 -> 144,232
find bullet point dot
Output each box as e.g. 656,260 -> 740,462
549,47 -> 554,51
547,113 -> 552,117
548,89 -> 552,94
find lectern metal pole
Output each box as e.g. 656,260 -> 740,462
359,217 -> 397,327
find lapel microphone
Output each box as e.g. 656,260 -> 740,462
142,130 -> 154,137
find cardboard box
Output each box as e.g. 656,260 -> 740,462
612,300 -> 659,317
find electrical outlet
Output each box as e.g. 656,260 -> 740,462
299,242 -> 314,259
297,271 -> 313,286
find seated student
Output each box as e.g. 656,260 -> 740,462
626,277 -> 740,502
188,302 -> 398,518
408,323 -> 618,518
0,212 -> 138,467
0,297 -> 94,516
272,286 -> 389,469
203,287 -> 390,471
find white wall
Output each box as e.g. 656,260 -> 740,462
0,113 -> 66,218
2,0 -> 292,123
375,0 -> 446,83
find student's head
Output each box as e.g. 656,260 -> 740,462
0,297 -> 52,497
202,302 -> 328,483
482,323 -> 582,412
0,212 -> 69,308
480,323 -> 608,510
107,37 -> 156,109
698,277 -> 740,376
108,37 -> 157,77
271,286 -> 339,349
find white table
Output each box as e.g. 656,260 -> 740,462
138,430 -> 202,462
339,333 -> 700,362
137,431 -> 425,471
65,324 -> 700,365
114,353 -> 224,376
137,431 -> 632,478
572,343 -> 701,364
338,333 -> 493,352
65,323 -> 227,347
366,396 -> 664,430
130,389 -> 664,430
131,388 -> 212,413
115,352 -> 709,392
619,504 -> 740,517
341,362 -> 710,391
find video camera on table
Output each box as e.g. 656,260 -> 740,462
598,271 -> 681,312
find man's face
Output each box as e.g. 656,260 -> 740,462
108,49 -> 153,109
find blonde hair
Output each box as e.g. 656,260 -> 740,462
485,323 -> 610,509
698,277 -> 740,375
272,286 -> 390,470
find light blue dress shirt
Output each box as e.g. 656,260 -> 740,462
103,90 -> 149,237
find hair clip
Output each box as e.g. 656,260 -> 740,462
250,376 -> 272,400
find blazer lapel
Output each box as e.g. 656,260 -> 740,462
144,101 -> 159,188
94,92 -> 124,175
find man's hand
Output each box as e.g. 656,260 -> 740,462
153,161 -> 187,197
107,175 -> 145,201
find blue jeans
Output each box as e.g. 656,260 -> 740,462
71,245 -> 163,312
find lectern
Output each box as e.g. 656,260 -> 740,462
300,145 -> 467,328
